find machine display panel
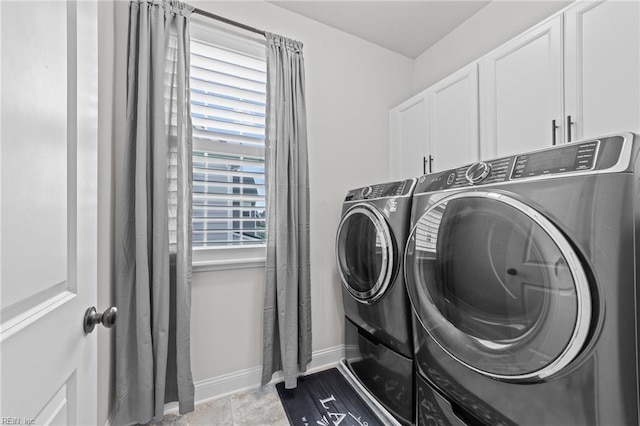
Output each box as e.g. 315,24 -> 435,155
511,141 -> 599,179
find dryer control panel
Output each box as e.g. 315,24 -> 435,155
345,178 -> 415,201
511,140 -> 598,179
415,134 -> 632,195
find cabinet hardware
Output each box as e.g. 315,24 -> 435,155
552,120 -> 559,145
567,115 -> 574,142
422,156 -> 434,174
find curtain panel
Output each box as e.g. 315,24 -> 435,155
113,1 -> 194,424
261,32 -> 312,389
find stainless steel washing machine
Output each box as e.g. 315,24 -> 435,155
336,178 -> 416,425
404,133 -> 640,425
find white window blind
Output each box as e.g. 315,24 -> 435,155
190,37 -> 267,248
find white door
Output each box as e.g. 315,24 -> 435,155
428,63 -> 479,171
389,92 -> 429,180
564,0 -> 640,142
1,1 -> 98,424
481,15 -> 564,158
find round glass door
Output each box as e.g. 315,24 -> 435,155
405,191 -> 591,381
336,204 -> 395,303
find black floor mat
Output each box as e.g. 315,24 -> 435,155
276,368 -> 385,426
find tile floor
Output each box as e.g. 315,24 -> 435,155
156,384 -> 289,426
154,366 -> 397,426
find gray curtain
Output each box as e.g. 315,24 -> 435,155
261,33 -> 312,389
113,1 -> 194,424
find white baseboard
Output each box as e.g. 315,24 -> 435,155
106,345 -> 345,424
159,344 -> 345,416
193,344 -> 345,404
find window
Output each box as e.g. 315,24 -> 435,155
190,23 -> 267,268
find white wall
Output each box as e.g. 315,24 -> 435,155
97,1 -> 413,424
187,0 -> 414,381
412,0 -> 571,93
97,1 -> 116,424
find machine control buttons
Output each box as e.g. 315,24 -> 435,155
446,172 -> 456,185
465,162 -> 492,184
349,180 -> 413,200
511,140 -> 600,179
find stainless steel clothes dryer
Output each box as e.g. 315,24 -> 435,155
336,178 -> 416,426
405,133 -> 640,425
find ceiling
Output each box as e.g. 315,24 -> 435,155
268,1 -> 491,58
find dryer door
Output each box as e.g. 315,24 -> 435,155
336,203 -> 395,303
405,191 -> 591,381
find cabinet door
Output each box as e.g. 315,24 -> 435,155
564,0 -> 640,141
389,92 -> 428,180
428,63 -> 479,172
481,15 -> 564,158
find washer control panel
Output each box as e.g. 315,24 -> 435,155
345,178 -> 414,201
415,134 -> 630,195
511,140 -> 599,179
426,156 -> 514,192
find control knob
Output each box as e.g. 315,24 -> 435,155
465,162 -> 491,184
361,186 -> 373,198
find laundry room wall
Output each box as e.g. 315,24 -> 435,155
186,0 -> 414,385
97,1 -> 120,424
97,1 -> 414,424
412,0 -> 571,92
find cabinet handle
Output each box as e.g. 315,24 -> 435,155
423,156 -> 434,174
567,115 -> 574,142
422,156 -> 434,174
552,119 -> 559,145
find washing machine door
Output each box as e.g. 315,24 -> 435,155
405,191 -> 592,382
336,203 -> 395,304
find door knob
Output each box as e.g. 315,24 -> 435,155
83,306 -> 118,334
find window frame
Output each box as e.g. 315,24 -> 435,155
189,19 -> 268,271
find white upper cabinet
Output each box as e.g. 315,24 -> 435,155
389,0 -> 639,175
389,92 -> 428,180
480,15 -> 564,158
428,63 -> 480,172
390,63 -> 479,179
564,0 -> 640,141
